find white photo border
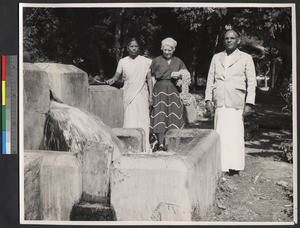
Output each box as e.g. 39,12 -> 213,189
19,2 -> 297,226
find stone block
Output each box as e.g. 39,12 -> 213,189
112,128 -> 145,153
88,85 -> 124,128
34,63 -> 89,111
82,141 -> 113,203
24,152 -> 43,220
36,151 -> 82,221
23,63 -> 50,150
70,202 -> 114,221
110,129 -> 221,221
183,130 -> 222,218
165,129 -> 201,153
110,155 -> 190,221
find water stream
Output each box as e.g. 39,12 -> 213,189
40,101 -> 123,159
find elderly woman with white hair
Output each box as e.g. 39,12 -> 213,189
150,37 -> 187,151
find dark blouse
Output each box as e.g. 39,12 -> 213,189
150,56 -> 186,80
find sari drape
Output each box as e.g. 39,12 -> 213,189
117,55 -> 152,152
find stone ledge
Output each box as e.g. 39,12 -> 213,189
112,128 -> 145,153
89,85 -> 124,128
23,63 -> 50,150
24,150 -> 82,221
110,129 -> 221,221
34,62 -> 89,111
110,155 -> 190,221
165,128 -> 202,153
82,141 -> 113,204
24,152 -> 44,220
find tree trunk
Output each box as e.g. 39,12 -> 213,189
95,47 -> 105,80
190,67 -> 196,92
213,34 -> 219,54
120,21 -> 131,59
271,60 -> 276,89
264,62 -> 271,89
114,9 -> 125,63
189,45 -> 198,92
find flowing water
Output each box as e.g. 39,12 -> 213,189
40,101 -> 123,159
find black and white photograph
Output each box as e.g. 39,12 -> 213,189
19,2 -> 297,225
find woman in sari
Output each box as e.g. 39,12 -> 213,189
106,38 -> 153,152
150,37 -> 187,151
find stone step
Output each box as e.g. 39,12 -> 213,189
70,202 -> 114,221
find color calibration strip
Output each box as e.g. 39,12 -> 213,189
1,55 -> 6,154
1,55 -> 18,155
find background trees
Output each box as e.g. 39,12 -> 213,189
23,6 -> 292,92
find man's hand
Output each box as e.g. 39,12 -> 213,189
106,78 -> 116,85
243,104 -> 253,117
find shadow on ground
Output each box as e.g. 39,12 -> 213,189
190,89 -> 294,222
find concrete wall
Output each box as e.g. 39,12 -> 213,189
89,85 -> 124,128
23,63 -> 124,150
39,151 -> 82,220
34,63 -> 89,111
110,155 -> 191,221
24,129 -> 221,221
23,63 -> 50,150
24,152 -> 43,220
110,129 -> 221,221
165,129 -> 201,153
112,128 -> 145,153
24,150 -> 82,221
181,130 -> 221,218
82,141 -> 113,204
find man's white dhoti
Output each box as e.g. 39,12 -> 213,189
214,106 -> 245,172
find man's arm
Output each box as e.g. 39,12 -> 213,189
244,54 -> 257,116
245,54 -> 257,105
205,54 -> 216,102
205,55 -> 216,113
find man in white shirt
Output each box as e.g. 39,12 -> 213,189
205,29 -> 257,175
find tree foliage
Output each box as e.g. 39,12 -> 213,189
23,7 -> 292,89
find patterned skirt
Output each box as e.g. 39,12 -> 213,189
150,80 -> 184,133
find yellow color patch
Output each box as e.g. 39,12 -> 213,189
2,81 -> 5,105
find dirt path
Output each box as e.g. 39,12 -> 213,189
203,154 -> 293,222
191,97 -> 294,222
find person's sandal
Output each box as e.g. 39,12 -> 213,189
152,144 -> 158,152
158,144 -> 167,151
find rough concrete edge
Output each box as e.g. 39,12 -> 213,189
88,84 -> 123,92
23,65 -> 51,151
180,129 -> 221,170
112,128 -> 145,153
24,152 -> 43,185
187,130 -> 222,220
109,155 -> 190,221
189,140 -> 222,220
40,150 -> 83,220
165,128 -> 201,138
81,140 -> 114,204
165,129 -> 202,153
24,149 -> 83,220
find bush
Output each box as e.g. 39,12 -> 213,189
279,78 -> 292,113
280,141 -> 293,163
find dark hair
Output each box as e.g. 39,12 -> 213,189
126,37 -> 140,47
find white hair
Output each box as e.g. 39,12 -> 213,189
161,37 -> 177,50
